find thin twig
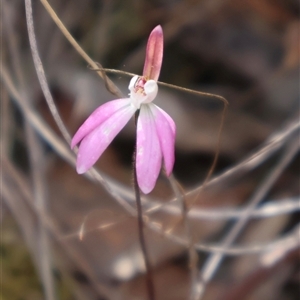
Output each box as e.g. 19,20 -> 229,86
159,80 -> 229,212
39,0 -> 122,98
25,0 -> 71,143
145,197 -> 300,220
189,117 -> 300,194
192,138 -> 299,300
168,174 -> 198,300
89,67 -> 229,105
223,245 -> 300,300
26,124 -> 56,300
3,157 -> 117,299
5,2 -> 56,297
0,88 -> 10,156
185,101 -> 228,212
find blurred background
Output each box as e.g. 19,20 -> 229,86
2,0 -> 299,299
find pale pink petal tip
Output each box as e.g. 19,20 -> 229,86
143,25 -> 164,81
76,161 -> 87,174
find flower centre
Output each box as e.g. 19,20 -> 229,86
128,75 -> 158,109
133,77 -> 147,95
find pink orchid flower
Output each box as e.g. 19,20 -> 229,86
71,25 -> 176,194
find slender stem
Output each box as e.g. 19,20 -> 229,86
133,111 -> 155,300
188,101 -> 228,209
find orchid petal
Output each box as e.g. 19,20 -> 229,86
143,25 -> 163,81
76,104 -> 136,174
136,105 -> 162,194
150,104 -> 176,176
71,98 -> 131,149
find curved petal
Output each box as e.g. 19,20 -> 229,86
76,104 -> 136,174
71,98 -> 131,149
136,105 -> 162,194
150,104 -> 176,176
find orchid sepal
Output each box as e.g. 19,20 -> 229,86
142,25 -> 163,81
